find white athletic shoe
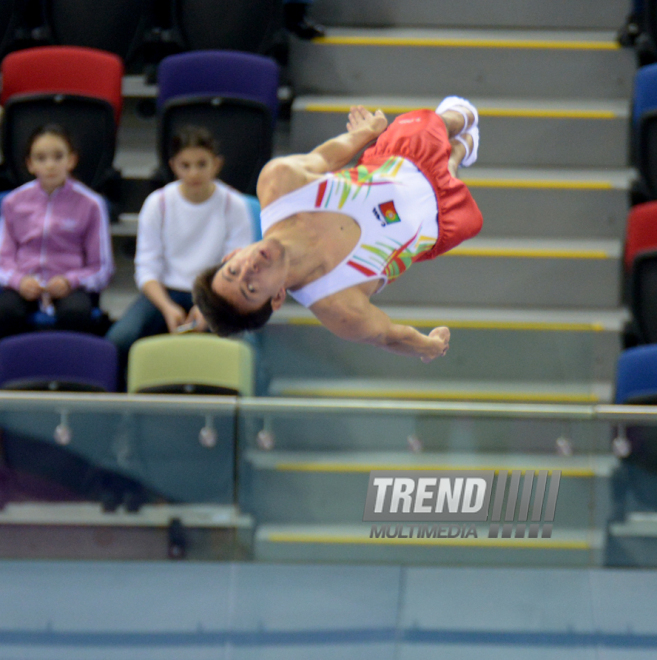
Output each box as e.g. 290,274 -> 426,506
435,95 -> 479,167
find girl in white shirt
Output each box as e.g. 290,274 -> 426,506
106,126 -> 253,377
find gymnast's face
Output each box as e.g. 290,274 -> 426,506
212,240 -> 287,312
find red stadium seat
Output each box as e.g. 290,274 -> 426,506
1,45 -> 123,124
624,201 -> 657,271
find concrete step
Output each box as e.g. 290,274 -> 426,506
271,303 -> 629,330
107,237 -> 624,310
291,96 -> 631,167
289,28 -> 635,99
263,305 -> 626,383
368,237 -> 621,307
267,378 -> 613,404
0,503 -> 252,560
461,167 -> 633,239
114,165 -> 634,241
607,513 -> 657,567
310,0 -> 628,30
255,523 -> 603,566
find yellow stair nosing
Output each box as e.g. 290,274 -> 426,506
445,247 -> 613,259
274,463 -> 595,477
315,36 -> 619,51
276,389 -> 601,404
265,532 -> 590,550
282,317 -> 607,332
303,104 -> 620,120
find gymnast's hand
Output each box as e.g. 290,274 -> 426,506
347,106 -> 388,140
421,326 -> 450,363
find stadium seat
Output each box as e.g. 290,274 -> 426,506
618,0 -> 645,48
632,63 -> 657,198
43,0 -> 151,63
642,0 -> 657,59
0,46 -> 123,191
611,344 -> 657,524
157,50 -> 279,194
623,203 -> 657,344
624,201 -> 657,273
630,249 -> 657,343
1,46 -> 123,121
127,334 -> 254,395
616,345 -> 657,403
0,0 -> 23,58
172,0 -> 276,53
244,194 -> 263,241
0,331 -> 118,392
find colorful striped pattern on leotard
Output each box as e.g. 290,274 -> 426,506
259,156 -> 439,307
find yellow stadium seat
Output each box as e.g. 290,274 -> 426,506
127,334 -> 254,396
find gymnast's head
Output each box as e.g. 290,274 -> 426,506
193,240 -> 288,336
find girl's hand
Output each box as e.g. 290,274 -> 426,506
19,276 -> 43,301
163,302 -> 187,334
186,305 -> 208,332
346,106 -> 388,140
46,276 -> 71,299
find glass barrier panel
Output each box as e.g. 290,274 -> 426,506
0,393 -> 250,561
1,394 -> 656,568
237,400 -> 657,569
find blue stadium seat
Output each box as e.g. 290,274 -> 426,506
244,194 -> 262,241
633,63 -> 657,198
615,344 -> 657,403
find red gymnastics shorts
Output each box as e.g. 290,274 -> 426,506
359,109 -> 483,260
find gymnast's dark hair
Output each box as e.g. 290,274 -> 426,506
170,125 -> 221,158
26,124 -> 77,159
193,263 -> 274,336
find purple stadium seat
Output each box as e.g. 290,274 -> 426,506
157,50 -> 279,117
156,50 -> 279,194
0,331 -> 118,392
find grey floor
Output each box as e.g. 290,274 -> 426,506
1,560 -> 656,659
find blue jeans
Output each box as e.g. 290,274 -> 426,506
105,288 -> 194,385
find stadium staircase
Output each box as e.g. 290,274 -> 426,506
248,0 -> 636,565
99,0 -> 639,565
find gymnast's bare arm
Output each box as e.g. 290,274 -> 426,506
310,287 -> 450,363
257,106 -> 388,207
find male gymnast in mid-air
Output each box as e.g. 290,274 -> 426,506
193,97 -> 483,363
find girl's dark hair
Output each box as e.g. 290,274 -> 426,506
26,124 -> 76,159
170,125 -> 221,158
193,263 -> 274,336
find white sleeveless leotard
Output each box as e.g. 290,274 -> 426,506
260,156 -> 439,307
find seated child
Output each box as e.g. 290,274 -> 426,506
106,125 -> 253,373
0,124 -> 114,337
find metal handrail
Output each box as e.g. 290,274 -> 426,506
0,391 -> 655,423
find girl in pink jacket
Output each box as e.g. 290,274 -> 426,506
0,125 -> 114,337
